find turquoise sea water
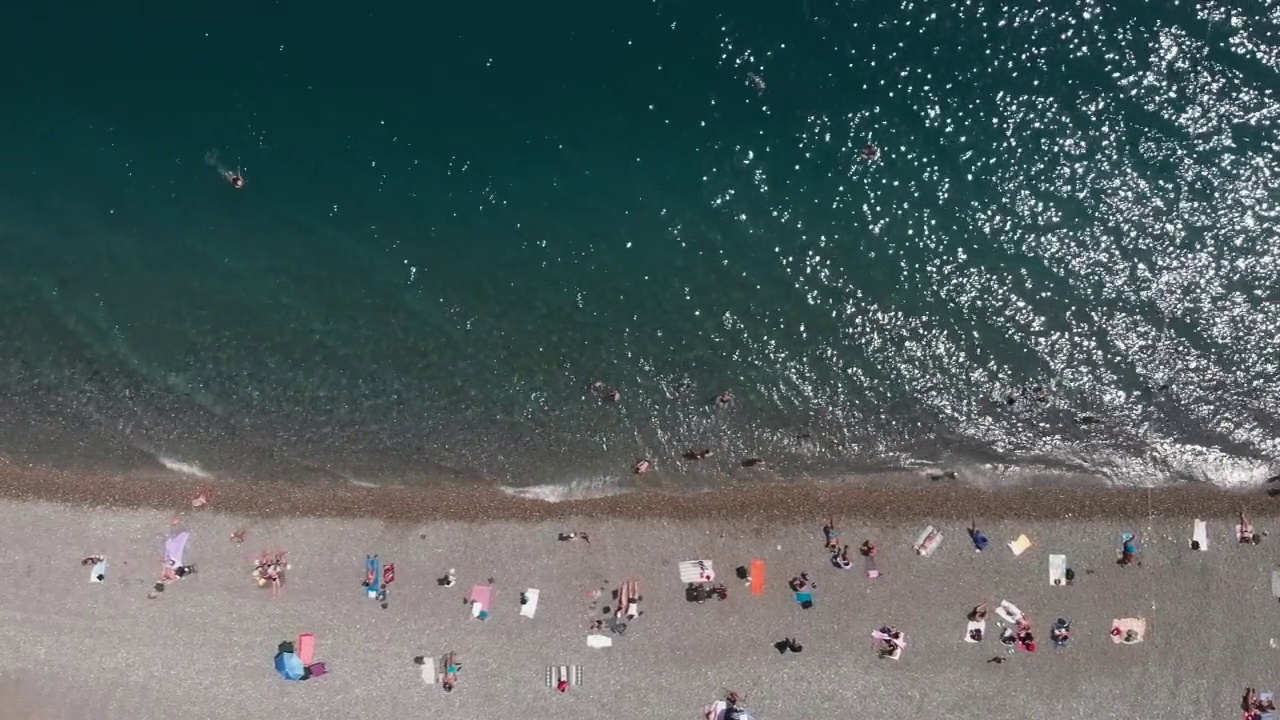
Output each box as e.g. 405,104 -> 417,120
3,1 -> 1280,490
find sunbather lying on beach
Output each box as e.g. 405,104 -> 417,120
1240,512 -> 1262,544
969,603 -> 988,622
860,540 -> 877,557
832,545 -> 853,570
441,651 -> 461,692
823,518 -> 839,549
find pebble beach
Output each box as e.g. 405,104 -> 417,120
3,463 -> 1280,719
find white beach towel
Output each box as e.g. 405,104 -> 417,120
679,559 -> 715,583
420,661 -> 434,685
545,665 -> 583,688
913,525 -> 943,556
1111,617 -> 1146,644
996,600 -> 1023,626
88,560 -> 107,583
704,700 -> 728,720
1271,571 -> 1280,599
1192,519 -> 1208,550
1049,554 -> 1067,586
1008,534 -> 1032,556
964,619 -> 986,643
520,589 -> 540,618
586,634 -> 612,649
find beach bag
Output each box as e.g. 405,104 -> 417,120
307,662 -> 328,678
800,599 -> 814,610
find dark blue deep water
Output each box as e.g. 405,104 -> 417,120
3,1 -> 1280,494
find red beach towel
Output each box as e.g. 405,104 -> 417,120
383,563 -> 396,585
298,633 -> 315,665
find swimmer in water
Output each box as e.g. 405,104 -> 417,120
205,149 -> 246,189
861,144 -> 879,162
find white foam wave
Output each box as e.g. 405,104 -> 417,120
500,475 -> 629,503
157,456 -> 212,479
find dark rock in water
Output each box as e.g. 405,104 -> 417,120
1074,416 -> 1101,425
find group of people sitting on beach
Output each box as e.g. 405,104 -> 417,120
253,551 -> 288,597
1244,688 -> 1277,719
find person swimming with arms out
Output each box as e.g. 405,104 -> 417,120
205,149 -> 246,189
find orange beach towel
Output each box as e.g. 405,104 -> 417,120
750,560 -> 765,596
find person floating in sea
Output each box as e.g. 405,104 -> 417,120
634,459 -> 652,475
591,381 -> 620,402
684,449 -> 713,461
205,149 -> 245,189
861,144 -> 880,162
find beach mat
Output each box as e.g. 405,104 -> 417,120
545,665 -> 583,688
586,634 -> 612,649
913,525 -> 942,556
1192,519 -> 1208,550
297,633 -> 315,666
679,560 -> 715,583
864,554 -> 881,579
88,559 -> 107,583
1049,554 -> 1067,586
996,600 -> 1023,626
1272,571 -> 1280,599
520,588 -> 539,618
1008,534 -> 1032,556
964,619 -> 985,643
1111,618 -> 1146,644
469,585 -> 492,618
750,560 -> 765,596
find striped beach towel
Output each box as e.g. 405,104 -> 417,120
545,665 -> 583,688
679,559 -> 715,583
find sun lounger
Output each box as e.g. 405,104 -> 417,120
913,525 -> 943,556
1049,554 -> 1067,586
750,560 -> 765,595
1008,534 -> 1032,556
679,560 -> 715,583
520,589 -> 540,618
468,585 -> 492,619
1110,617 -> 1146,644
298,633 -> 315,665
996,600 -> 1024,626
586,634 -> 612,649
964,619 -> 985,643
1192,519 -> 1208,550
545,665 -> 583,688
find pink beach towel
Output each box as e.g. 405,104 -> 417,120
469,585 -> 492,617
298,633 -> 315,665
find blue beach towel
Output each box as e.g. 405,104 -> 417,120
794,591 -> 814,609
363,555 -> 381,597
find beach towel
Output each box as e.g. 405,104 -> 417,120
1192,519 -> 1208,551
469,585 -> 492,619
164,532 -> 190,568
545,665 -> 583,689
913,525 -> 943,556
274,651 -> 305,681
1110,617 -> 1146,644
679,559 -> 715,583
1008,534 -> 1032,556
864,554 -> 881,579
88,559 -> 107,583
1049,554 -> 1067,586
520,589 -> 540,618
794,591 -> 814,609
704,701 -> 728,720
306,662 -> 327,678
964,619 -> 986,643
1260,692 -> 1276,720
382,563 -> 395,586
586,634 -> 612,649
750,560 -> 765,595
1272,571 -> 1280,600
364,556 -> 381,598
872,629 -> 906,659
996,600 -> 1024,626
298,633 -> 315,665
